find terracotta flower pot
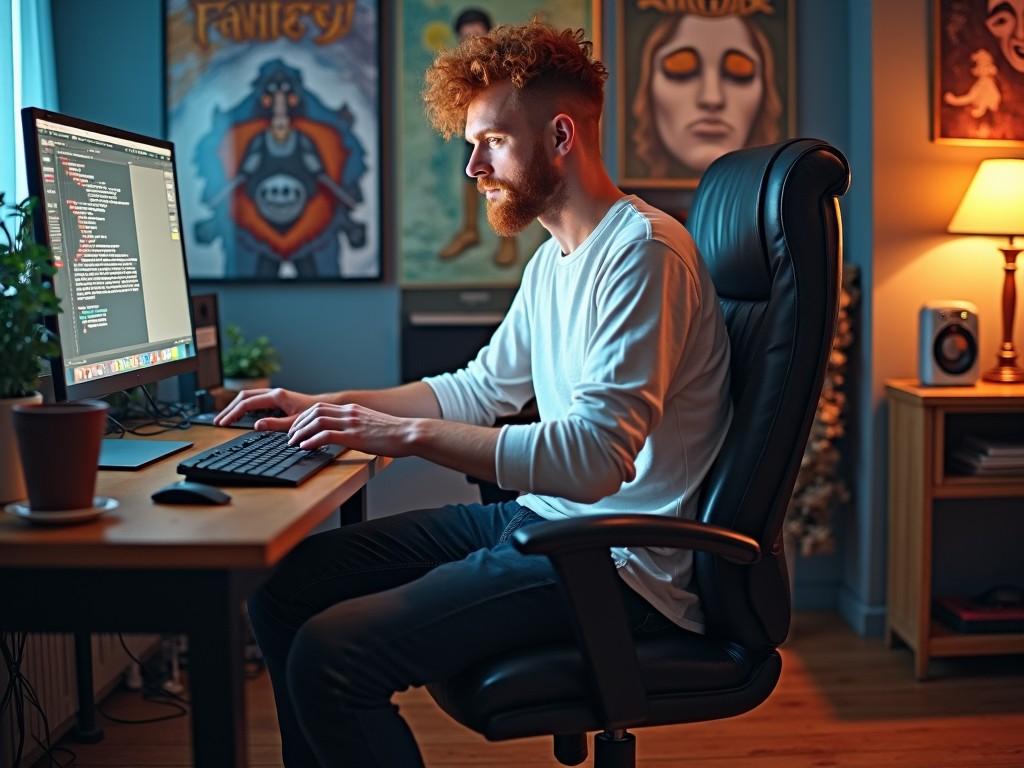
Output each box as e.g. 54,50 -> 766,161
13,400 -> 109,511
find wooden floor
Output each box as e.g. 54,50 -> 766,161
38,613 -> 1024,767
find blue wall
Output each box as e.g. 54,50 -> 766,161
791,0 -> 859,613
50,0 -> 871,620
839,0 -> 880,636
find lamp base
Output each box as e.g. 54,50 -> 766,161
982,364 -> 1024,384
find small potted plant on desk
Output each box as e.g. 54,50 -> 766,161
221,324 -> 281,392
0,195 -> 61,503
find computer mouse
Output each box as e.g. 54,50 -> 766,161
151,481 -> 232,505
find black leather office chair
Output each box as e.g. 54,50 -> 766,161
427,139 -> 850,767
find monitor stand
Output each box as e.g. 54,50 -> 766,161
99,439 -> 193,470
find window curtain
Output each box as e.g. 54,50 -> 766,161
2,0 -> 58,206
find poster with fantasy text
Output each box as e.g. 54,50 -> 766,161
166,0 -> 381,280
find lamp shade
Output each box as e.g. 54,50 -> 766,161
948,159 -> 1024,237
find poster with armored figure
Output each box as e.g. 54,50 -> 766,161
399,0 -> 598,287
166,0 -> 380,280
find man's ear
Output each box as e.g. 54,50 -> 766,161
551,113 -> 575,156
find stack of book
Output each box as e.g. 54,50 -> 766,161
951,436 -> 1024,477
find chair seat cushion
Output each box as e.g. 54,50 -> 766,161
428,629 -> 774,739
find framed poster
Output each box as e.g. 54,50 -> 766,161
165,0 -> 382,280
934,0 -> 1024,145
398,0 -> 600,288
618,0 -> 795,189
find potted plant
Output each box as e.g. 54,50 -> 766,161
221,324 -> 280,391
0,195 -> 61,502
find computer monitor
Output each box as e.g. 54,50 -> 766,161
22,107 -> 199,468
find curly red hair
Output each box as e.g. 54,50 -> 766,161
423,21 -> 607,140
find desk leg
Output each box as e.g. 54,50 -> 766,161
339,486 -> 367,526
72,632 -> 104,743
189,589 -> 246,767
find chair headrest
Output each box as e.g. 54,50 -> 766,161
690,141 -> 850,303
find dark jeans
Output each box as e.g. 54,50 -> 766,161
248,500 -> 671,767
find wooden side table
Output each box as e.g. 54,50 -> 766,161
885,379 -> 1024,679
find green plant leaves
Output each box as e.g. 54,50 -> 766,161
221,323 -> 280,379
0,195 -> 62,398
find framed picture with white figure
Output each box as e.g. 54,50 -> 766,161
934,0 -> 1024,145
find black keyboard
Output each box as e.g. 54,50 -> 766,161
177,430 -> 344,486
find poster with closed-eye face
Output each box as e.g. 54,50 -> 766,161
618,0 -> 795,189
166,0 -> 381,280
934,0 -> 1024,145
398,0 -> 599,288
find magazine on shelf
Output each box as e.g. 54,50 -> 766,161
961,435 -> 1024,458
951,453 -> 1024,476
952,450 -> 1024,469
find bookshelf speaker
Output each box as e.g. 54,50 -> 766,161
919,300 -> 979,385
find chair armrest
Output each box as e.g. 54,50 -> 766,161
512,514 -> 761,564
508,515 -> 760,730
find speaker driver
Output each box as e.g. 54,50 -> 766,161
934,324 -> 977,375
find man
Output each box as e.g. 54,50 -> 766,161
219,21 -> 732,767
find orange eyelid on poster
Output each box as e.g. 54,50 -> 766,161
722,51 -> 755,79
661,48 -> 699,77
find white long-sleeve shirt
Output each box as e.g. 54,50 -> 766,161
424,195 -> 732,633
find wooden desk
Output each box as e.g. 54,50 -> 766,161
0,426 -> 388,767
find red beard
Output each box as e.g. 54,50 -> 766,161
478,137 -> 566,237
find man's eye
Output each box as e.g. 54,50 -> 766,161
487,137 -> 502,147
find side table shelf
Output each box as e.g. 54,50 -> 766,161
885,378 -> 1024,679
928,622 -> 1024,657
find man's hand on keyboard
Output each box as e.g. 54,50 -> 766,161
214,387 -> 319,429
287,403 -> 416,457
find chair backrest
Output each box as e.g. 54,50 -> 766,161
688,139 -> 850,650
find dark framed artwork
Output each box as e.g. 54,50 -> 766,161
934,0 -> 1024,145
398,0 -> 600,288
165,0 -> 382,280
617,0 -> 795,189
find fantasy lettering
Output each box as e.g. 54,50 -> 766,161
635,0 -> 775,15
193,0 -> 355,49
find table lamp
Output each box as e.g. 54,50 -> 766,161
947,158 -> 1024,383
